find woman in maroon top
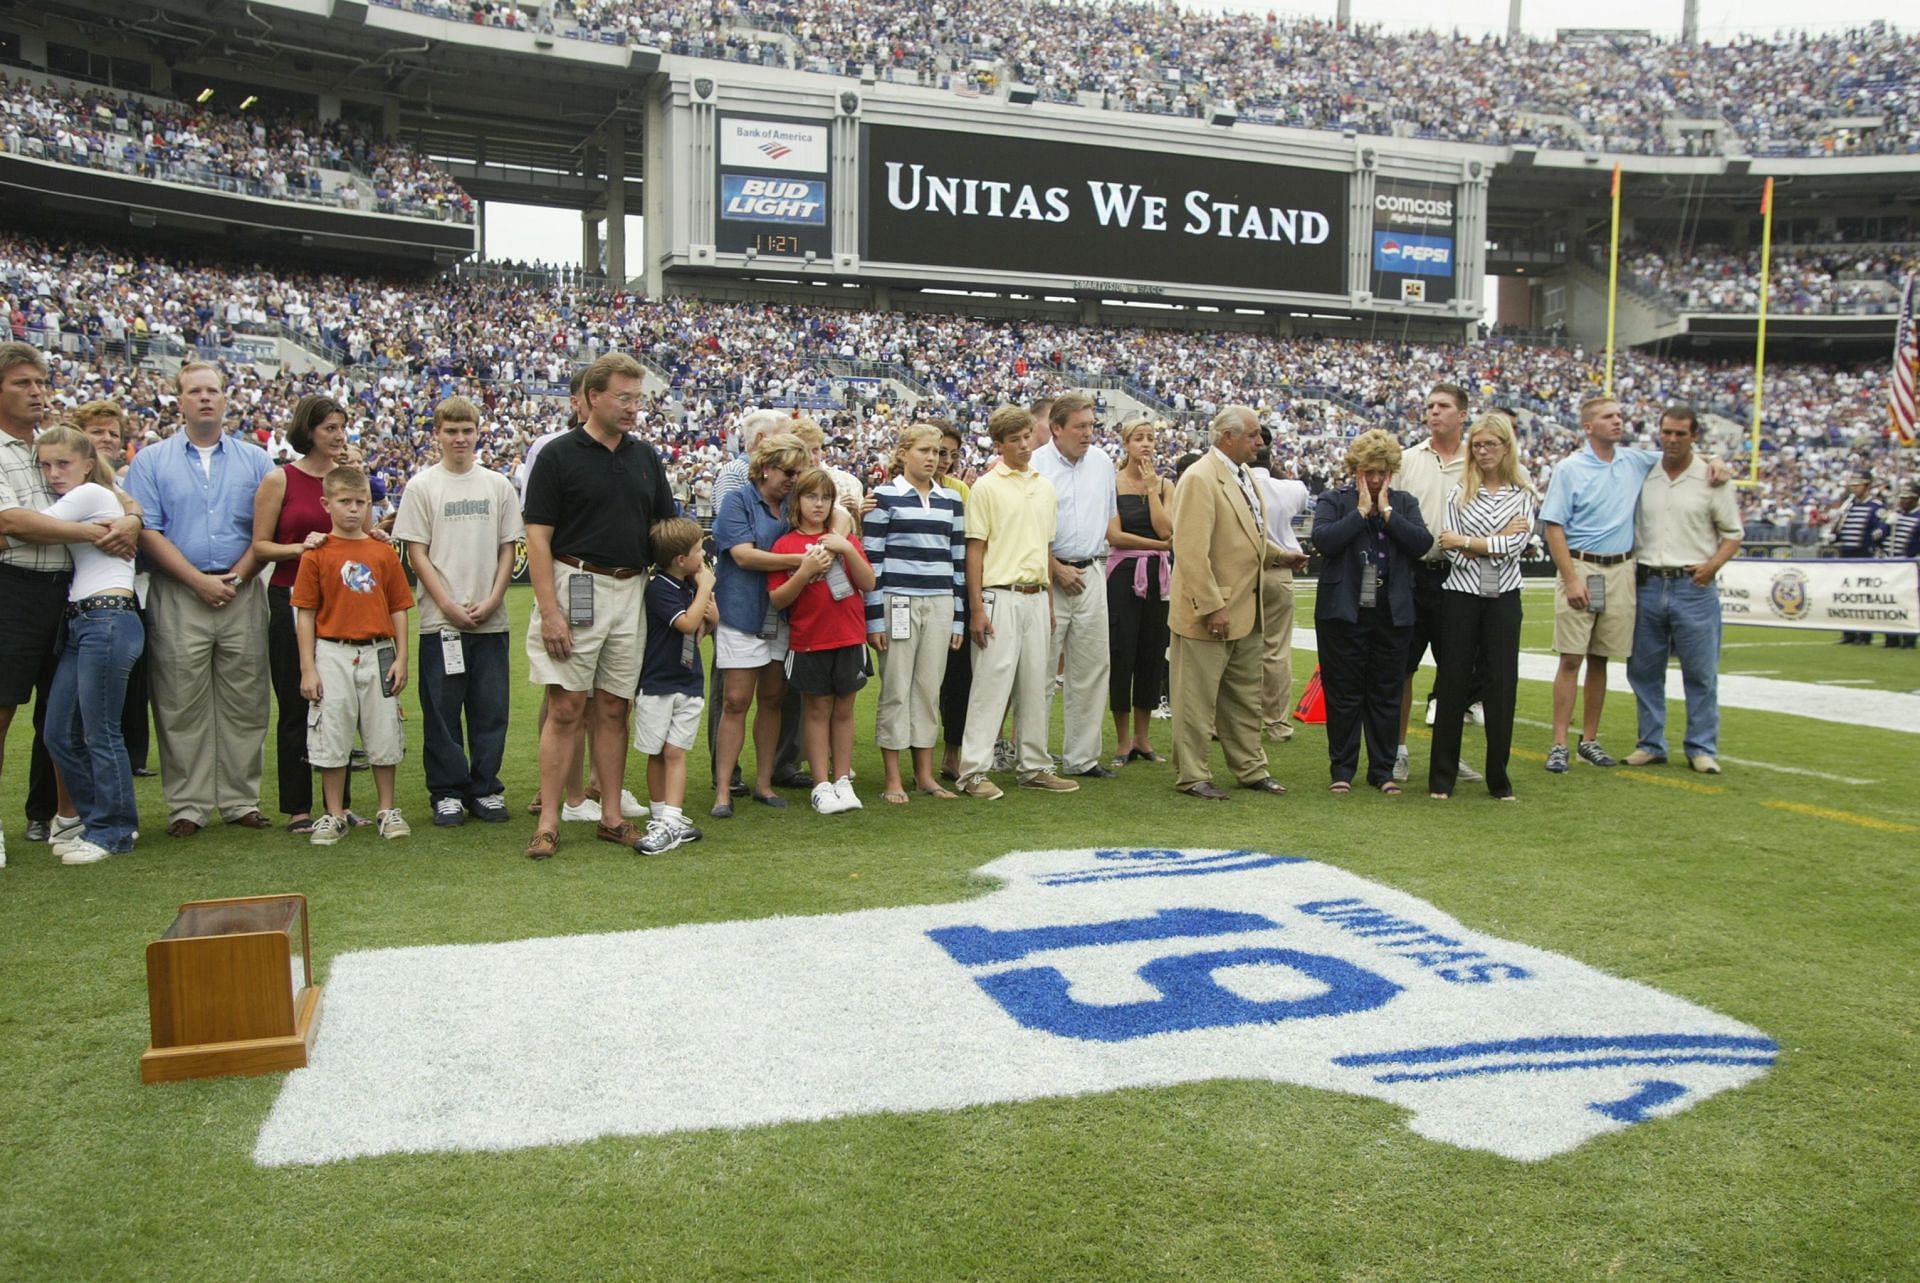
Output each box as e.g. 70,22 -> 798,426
250,395 -> 352,831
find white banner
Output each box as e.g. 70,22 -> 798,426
719,117 -> 828,174
1716,557 -> 1919,634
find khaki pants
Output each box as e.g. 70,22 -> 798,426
147,573 -> 269,825
958,589 -> 1052,784
1045,572 -> 1111,774
1170,631 -> 1268,790
874,593 -> 954,751
1260,565 -> 1296,739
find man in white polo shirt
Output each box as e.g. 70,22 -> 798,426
1032,392 -> 1118,780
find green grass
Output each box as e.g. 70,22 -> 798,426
2,584 -> 1915,1281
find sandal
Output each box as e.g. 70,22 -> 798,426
881,789 -> 911,805
523,830 -> 558,861
1328,781 -> 1352,795
285,816 -> 315,834
917,785 -> 958,800
1127,747 -> 1164,763
1378,781 -> 1402,796
1429,792 -> 1450,801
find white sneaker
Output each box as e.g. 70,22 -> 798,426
310,814 -> 349,846
1466,702 -> 1485,726
1458,760 -> 1484,784
376,808 -> 411,840
51,814 -> 84,844
835,777 -> 862,811
60,838 -> 112,866
0,820 -> 7,868
1392,745 -> 1410,782
637,818 -> 686,855
1151,696 -> 1172,720
1423,698 -> 1437,728
991,738 -> 1017,771
559,799 -> 601,823
811,782 -> 846,814
618,789 -> 646,818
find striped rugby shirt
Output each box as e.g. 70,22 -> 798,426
1441,482 -> 1536,596
861,476 -> 966,634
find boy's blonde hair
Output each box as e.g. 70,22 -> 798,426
434,395 -> 480,428
650,516 -> 705,569
323,465 -> 371,498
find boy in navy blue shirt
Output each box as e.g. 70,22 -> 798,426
634,517 -> 716,854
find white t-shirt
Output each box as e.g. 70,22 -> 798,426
391,463 -> 526,634
46,482 -> 134,599
1259,475 -> 1312,555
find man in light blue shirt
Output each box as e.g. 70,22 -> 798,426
1031,393 -> 1118,779
125,361 -> 273,836
1538,396 -> 1660,773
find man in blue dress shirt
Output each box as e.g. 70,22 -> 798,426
125,361 -> 273,837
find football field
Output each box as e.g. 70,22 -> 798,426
1,584 -> 1913,1281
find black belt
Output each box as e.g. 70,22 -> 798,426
1059,557 -> 1100,569
555,554 -> 644,580
988,583 -> 1048,595
1573,551 -> 1632,567
1642,566 -> 1693,579
67,594 -> 137,617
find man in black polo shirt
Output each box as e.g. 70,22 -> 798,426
520,352 -> 677,860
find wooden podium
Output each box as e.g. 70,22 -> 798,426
141,894 -> 323,1085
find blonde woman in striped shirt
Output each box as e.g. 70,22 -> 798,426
1429,415 -> 1535,801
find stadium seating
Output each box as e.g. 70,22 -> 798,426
6,229 -> 1903,539
373,2 -> 1920,157
0,73 -> 474,223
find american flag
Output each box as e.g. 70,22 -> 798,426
1894,272 -> 1918,447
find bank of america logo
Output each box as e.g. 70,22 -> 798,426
758,142 -> 792,161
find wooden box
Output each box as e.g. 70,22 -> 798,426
140,893 -> 323,1084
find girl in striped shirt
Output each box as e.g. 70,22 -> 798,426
862,424 -> 966,804
1429,414 -> 1536,801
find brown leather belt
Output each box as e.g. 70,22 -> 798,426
988,583 -> 1048,595
1573,551 -> 1631,567
555,554 -> 643,580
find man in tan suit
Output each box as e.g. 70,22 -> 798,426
1167,406 -> 1292,800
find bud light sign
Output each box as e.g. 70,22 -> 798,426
1373,230 -> 1453,277
721,175 -> 827,225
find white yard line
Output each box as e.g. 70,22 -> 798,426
1292,626 -> 1920,736
1504,716 -> 1877,784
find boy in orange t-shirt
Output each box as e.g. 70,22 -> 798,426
293,467 -> 415,845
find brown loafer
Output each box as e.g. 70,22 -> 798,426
230,810 -> 271,829
524,830 -> 559,861
595,820 -> 643,849
1178,781 -> 1230,801
166,819 -> 201,838
1241,777 -> 1287,795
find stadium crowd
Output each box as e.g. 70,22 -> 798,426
2,230 -> 1906,528
0,74 -> 475,223
380,0 -> 1920,157
1616,239 -> 1920,315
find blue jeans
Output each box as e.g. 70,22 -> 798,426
46,608 -> 146,851
416,630 -> 510,803
1628,576 -> 1723,760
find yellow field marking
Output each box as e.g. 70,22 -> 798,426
1760,801 -> 1917,833
1620,773 -> 1725,796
